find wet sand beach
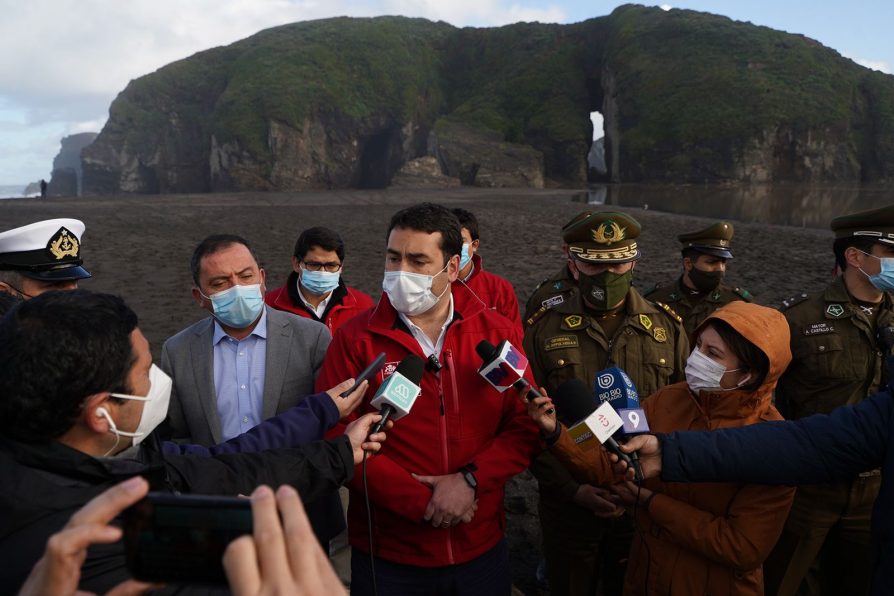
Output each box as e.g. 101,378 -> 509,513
0,187 -> 835,593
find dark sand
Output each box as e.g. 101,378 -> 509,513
0,187 -> 834,593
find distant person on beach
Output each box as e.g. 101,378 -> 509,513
316,202 -> 540,595
39,180 -> 47,199
450,207 -> 522,330
160,234 -> 343,546
763,205 -> 894,596
522,210 -> 689,596
265,226 -> 373,334
644,221 -> 753,337
523,210 -> 593,327
0,218 -> 91,299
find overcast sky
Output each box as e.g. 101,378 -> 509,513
1,0 -> 891,186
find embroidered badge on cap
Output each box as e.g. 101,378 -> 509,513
47,227 -> 79,260
825,304 -> 845,318
592,221 -> 626,244
563,315 -> 584,329
639,314 -> 652,330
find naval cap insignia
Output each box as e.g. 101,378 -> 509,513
47,227 -> 79,260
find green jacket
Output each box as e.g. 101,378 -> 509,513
523,286 -> 689,397
776,276 -> 894,419
644,277 -> 752,339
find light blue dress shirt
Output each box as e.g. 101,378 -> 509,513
212,308 -> 268,441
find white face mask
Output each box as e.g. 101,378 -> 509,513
382,263 -> 450,316
96,364 -> 173,456
685,348 -> 749,393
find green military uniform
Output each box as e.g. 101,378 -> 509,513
524,211 -> 689,596
523,265 -> 575,326
765,206 -> 894,596
644,280 -> 752,338
523,210 -> 597,327
644,221 -> 752,338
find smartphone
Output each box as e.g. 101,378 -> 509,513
123,492 -> 252,585
339,351 -> 387,398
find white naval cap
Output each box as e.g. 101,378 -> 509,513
0,218 -> 91,280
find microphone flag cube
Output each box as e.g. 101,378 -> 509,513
479,340 -> 529,392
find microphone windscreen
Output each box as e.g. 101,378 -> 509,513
395,354 -> 425,385
553,378 -> 598,425
475,340 -> 497,362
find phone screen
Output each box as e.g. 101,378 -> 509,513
124,492 -> 253,585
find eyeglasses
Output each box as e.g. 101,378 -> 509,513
302,261 -> 342,273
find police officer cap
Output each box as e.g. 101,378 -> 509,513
0,219 -> 91,281
678,221 -> 734,259
562,211 -> 641,263
830,205 -> 894,246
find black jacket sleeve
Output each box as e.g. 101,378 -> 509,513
661,390 -> 893,485
162,435 -> 354,504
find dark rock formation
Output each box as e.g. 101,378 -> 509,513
81,7 -> 894,194
48,133 -> 97,196
390,156 -> 461,188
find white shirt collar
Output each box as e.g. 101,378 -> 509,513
297,278 -> 332,319
398,294 -> 454,359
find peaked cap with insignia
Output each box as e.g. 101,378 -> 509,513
0,218 -> 91,281
562,211 -> 641,263
678,221 -> 734,259
830,204 -> 894,245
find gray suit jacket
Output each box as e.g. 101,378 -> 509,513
161,305 -> 331,445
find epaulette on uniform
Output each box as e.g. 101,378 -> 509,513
779,293 -> 809,312
653,301 -> 683,324
734,287 -> 753,302
525,304 -> 551,328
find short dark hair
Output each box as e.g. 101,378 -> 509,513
294,227 -> 345,262
190,234 -> 261,286
0,291 -> 23,317
387,203 -> 463,266
450,208 -> 480,241
701,319 -> 769,392
0,290 -> 138,442
833,236 -> 878,270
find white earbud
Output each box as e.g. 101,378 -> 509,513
96,407 -> 117,432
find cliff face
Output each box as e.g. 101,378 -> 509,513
48,132 -> 97,195
82,8 -> 894,194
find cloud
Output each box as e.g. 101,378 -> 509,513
853,58 -> 892,74
659,4 -> 672,11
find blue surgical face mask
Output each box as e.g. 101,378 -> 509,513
300,268 -> 340,295
460,243 -> 472,270
859,251 -> 894,292
202,283 -> 264,328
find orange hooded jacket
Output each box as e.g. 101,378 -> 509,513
549,301 -> 797,595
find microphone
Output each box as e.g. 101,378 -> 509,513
593,368 -> 649,480
476,339 -> 544,402
552,378 -> 637,474
369,354 -> 424,435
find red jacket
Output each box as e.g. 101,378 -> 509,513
316,284 -> 540,567
453,254 -> 521,331
265,273 -> 374,334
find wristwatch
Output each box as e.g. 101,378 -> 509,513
459,464 -> 478,496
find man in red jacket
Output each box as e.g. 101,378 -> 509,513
316,203 -> 541,596
266,226 -> 374,334
450,208 -> 522,330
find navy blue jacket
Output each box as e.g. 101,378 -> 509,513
661,389 -> 894,595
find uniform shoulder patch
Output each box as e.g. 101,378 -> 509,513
653,301 -> 683,324
734,287 -> 753,302
525,306 -> 549,328
779,293 -> 809,312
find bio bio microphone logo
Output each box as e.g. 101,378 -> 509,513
597,373 -> 614,389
